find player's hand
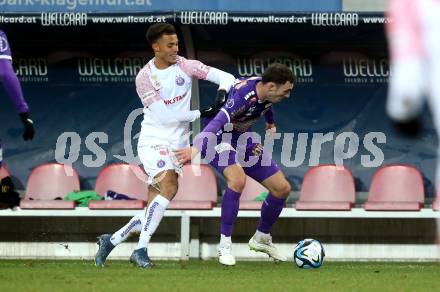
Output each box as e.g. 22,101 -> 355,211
214,89 -> 227,110
265,123 -> 277,138
200,106 -> 218,118
200,90 -> 228,118
173,147 -> 198,165
19,112 -> 35,141
252,143 -> 264,156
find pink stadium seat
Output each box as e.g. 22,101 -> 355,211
239,176 -> 269,210
89,164 -> 148,209
433,196 -> 440,211
168,164 -> 217,209
295,165 -> 355,211
20,163 -> 79,209
364,164 -> 424,211
0,165 -> 10,180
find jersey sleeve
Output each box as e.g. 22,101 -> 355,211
135,66 -> 161,107
264,107 -> 275,124
201,89 -> 250,135
178,56 -> 235,92
178,56 -> 211,79
0,59 -> 29,113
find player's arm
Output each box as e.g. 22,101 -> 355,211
179,57 -> 235,116
264,107 -> 277,136
173,110 -> 229,164
136,69 -> 200,124
0,59 -> 34,141
174,92 -> 249,164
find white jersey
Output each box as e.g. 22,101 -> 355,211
135,56 -> 211,148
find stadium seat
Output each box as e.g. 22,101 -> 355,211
295,165 -> 355,211
364,164 -> 424,211
0,165 -> 10,180
433,196 -> 440,211
168,164 -> 217,209
432,188 -> 440,211
20,163 -> 79,209
239,176 -> 269,210
89,163 -> 148,209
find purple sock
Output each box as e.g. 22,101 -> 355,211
257,193 -> 285,234
221,188 -> 241,236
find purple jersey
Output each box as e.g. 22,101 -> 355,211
201,77 -> 274,141
0,30 -> 12,60
195,77 -> 280,182
0,29 -> 29,114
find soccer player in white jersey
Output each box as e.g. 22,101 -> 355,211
386,0 -> 440,182
95,23 -> 235,268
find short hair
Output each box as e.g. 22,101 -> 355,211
146,23 -> 176,45
262,63 -> 296,86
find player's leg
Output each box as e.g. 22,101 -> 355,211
219,164 -> 246,266
95,180 -> 151,267
129,144 -> 180,268
130,169 -> 177,268
95,211 -> 145,267
209,147 -> 244,266
245,152 -> 290,261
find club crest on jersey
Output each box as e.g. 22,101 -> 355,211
157,159 -> 166,168
176,76 -> 185,86
226,99 -> 234,108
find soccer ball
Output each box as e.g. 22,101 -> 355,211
293,239 -> 325,269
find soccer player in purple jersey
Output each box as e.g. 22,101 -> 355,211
175,63 -> 295,266
0,29 -> 35,169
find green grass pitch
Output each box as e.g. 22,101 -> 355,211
0,260 -> 439,292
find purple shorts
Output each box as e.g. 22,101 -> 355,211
205,143 -> 280,183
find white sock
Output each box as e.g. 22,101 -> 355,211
110,211 -> 144,246
136,195 -> 170,250
220,234 -> 232,246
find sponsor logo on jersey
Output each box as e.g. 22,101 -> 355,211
244,91 -> 256,100
164,92 -> 187,105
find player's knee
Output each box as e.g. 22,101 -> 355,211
161,183 -> 178,199
227,175 -> 246,193
271,180 -> 291,199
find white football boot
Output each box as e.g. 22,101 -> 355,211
248,231 -> 287,262
218,240 -> 236,266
